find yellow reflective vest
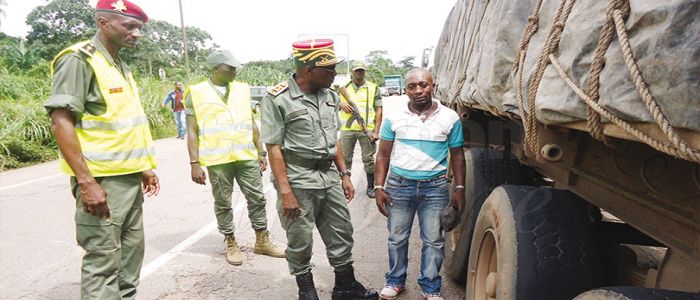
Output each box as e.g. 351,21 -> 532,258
51,41 -> 157,177
188,80 -> 257,166
338,81 -> 379,131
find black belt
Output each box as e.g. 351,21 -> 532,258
284,152 -> 334,171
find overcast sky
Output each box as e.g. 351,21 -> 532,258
1,0 -> 456,64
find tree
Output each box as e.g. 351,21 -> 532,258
397,56 -> 416,71
0,39 -> 42,74
25,0 -> 95,60
364,50 -> 405,86
237,59 -> 293,86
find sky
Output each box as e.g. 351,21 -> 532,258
0,0 -> 457,65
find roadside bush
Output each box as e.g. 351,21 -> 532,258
0,74 -> 179,171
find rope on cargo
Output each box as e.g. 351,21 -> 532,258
582,0 -> 629,145
549,56 -> 700,162
513,0 -> 699,163
546,0 -> 700,163
512,0 -> 544,153
514,0 -> 576,156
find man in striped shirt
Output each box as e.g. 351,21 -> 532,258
373,69 -> 465,300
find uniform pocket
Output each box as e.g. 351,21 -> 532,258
285,109 -> 315,139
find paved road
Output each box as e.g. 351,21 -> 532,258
0,134 -> 465,299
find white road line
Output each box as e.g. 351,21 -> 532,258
0,174 -> 63,192
140,185 -> 275,279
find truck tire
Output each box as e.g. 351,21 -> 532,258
444,148 -> 526,285
465,186 -> 602,300
575,287 -> 700,300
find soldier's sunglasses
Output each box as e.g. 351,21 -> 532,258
310,65 -> 337,74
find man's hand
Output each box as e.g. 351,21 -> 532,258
369,131 -> 380,143
142,170 -> 160,197
375,188 -> 392,217
258,157 -> 268,172
450,188 -> 464,212
79,180 -> 110,220
191,163 -> 207,185
339,102 -> 354,113
342,176 -> 355,202
281,190 -> 302,219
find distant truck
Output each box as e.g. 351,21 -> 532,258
250,86 -> 267,113
383,75 -> 404,96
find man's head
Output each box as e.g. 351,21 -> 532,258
292,39 -> 342,91
404,68 -> 435,107
174,82 -> 182,91
207,49 -> 242,84
350,61 -> 367,85
94,0 -> 148,50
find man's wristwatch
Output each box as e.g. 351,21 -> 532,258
339,170 -> 351,178
258,151 -> 268,157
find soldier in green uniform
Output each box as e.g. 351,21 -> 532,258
185,49 -> 285,266
44,0 -> 159,298
338,61 -> 383,198
261,39 -> 379,300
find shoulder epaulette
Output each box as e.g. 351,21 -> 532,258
267,81 -> 288,96
78,42 -> 97,57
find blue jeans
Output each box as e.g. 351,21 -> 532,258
384,172 -> 449,295
173,111 -> 186,138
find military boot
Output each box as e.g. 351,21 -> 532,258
296,272 -> 320,300
224,234 -> 244,265
331,266 -> 379,300
254,230 -> 285,258
366,173 -> 376,198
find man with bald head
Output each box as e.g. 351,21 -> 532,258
373,69 -> 465,300
45,0 -> 159,298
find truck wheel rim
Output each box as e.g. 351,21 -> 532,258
474,229 -> 498,300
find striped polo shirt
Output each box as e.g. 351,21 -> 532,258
380,99 -> 463,180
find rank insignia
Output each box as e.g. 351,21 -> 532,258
111,0 -> 127,13
79,43 -> 97,57
268,81 -> 289,96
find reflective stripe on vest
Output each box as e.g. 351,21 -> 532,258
339,81 -> 378,131
76,115 -> 149,131
51,41 -> 157,177
83,147 -> 156,162
189,80 -> 257,166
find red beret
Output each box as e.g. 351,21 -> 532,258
95,0 -> 148,23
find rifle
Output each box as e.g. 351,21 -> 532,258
339,86 -> 375,150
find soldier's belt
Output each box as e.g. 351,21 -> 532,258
284,152 -> 334,171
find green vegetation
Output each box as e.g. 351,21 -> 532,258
0,0 -> 418,171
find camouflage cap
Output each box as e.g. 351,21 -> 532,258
351,61 -> 367,71
292,39 -> 344,67
207,49 -> 241,68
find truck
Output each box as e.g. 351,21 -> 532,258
433,0 -> 700,299
250,86 -> 267,113
383,75 -> 404,96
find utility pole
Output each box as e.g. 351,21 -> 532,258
178,0 -> 190,84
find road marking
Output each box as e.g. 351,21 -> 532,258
141,185 -> 275,279
0,174 -> 63,192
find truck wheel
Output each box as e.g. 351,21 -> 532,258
575,287 -> 700,300
445,148 -> 526,285
465,186 -> 602,300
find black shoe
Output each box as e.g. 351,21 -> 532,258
331,267 -> 379,300
366,173 -> 376,198
296,272 -> 319,300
